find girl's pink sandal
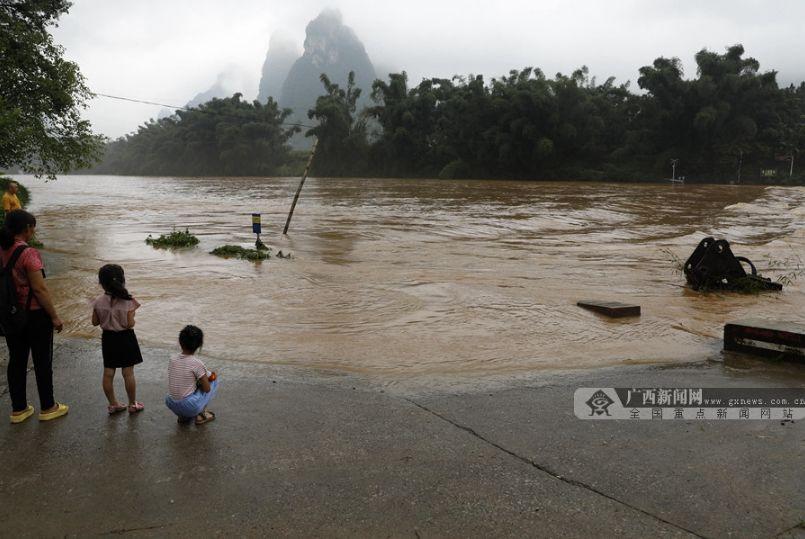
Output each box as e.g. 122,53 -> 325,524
128,402 -> 145,414
107,404 -> 127,415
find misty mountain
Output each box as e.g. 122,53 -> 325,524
257,34 -> 300,104
156,83 -> 225,120
157,67 -> 247,120
279,9 -> 376,138
186,78 -> 228,108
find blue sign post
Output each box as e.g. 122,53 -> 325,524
252,213 -> 265,249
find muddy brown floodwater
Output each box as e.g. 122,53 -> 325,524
18,175 -> 805,386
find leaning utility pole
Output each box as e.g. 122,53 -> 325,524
283,138 -> 319,235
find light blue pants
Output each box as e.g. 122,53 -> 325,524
165,379 -> 219,419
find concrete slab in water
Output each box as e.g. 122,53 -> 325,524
577,300 -> 641,318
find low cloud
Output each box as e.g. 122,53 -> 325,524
52,0 -> 805,138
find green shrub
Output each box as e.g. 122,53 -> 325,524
145,228 -> 199,249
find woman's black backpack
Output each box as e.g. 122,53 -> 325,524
0,245 -> 33,336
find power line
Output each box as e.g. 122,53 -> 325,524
92,92 -> 316,130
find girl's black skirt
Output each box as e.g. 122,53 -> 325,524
101,329 -> 143,369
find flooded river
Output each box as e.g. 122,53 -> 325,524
18,175 -> 805,382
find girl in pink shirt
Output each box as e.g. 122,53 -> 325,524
91,264 -> 144,414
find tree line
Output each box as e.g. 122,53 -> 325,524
91,95 -> 301,176
91,44 -> 805,183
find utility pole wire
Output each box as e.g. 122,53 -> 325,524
93,92 -> 316,130
94,91 -> 321,235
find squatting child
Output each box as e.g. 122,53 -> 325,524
165,325 -> 218,425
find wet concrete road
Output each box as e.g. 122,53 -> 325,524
0,339 -> 803,537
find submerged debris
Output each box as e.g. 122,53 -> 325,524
577,300 -> 640,318
146,228 -> 199,249
211,245 -> 272,261
683,237 -> 781,293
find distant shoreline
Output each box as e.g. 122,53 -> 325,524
10,172 -> 805,187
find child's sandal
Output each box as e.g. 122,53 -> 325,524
107,403 -> 127,415
195,410 -> 215,425
128,402 -> 145,414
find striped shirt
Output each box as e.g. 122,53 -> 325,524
168,353 -> 208,400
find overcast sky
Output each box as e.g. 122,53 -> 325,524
53,0 -> 805,139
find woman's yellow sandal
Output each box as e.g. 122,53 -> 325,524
38,403 -> 69,421
10,405 -> 34,424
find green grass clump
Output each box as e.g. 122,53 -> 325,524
660,247 -> 684,274
146,228 -> 199,249
211,245 -> 271,261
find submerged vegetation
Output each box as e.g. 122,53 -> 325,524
145,228 -> 199,249
211,245 -> 272,261
90,44 -> 804,183
661,248 -> 685,274
765,253 -> 805,287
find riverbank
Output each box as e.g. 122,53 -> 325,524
1,337 -> 803,537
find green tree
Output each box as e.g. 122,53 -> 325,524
86,43 -> 804,184
93,94 -> 298,176
307,71 -> 369,176
0,1 -> 103,178
632,45 -> 788,179
369,72 -> 444,177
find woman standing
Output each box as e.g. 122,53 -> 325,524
1,210 -> 67,423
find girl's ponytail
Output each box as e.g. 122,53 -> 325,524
98,264 -> 133,300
